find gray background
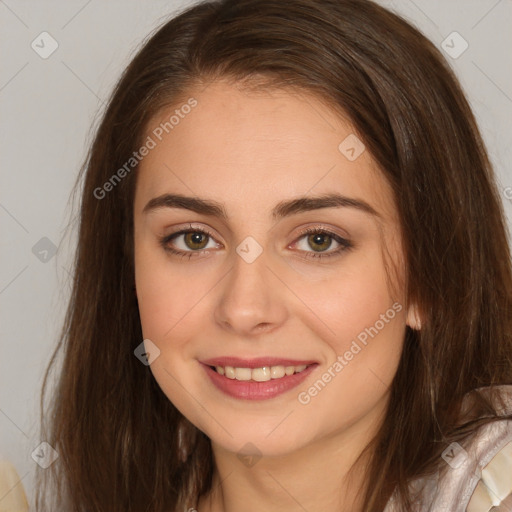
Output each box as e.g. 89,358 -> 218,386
1,0 -> 511,506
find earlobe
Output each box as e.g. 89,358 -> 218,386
406,302 -> 422,330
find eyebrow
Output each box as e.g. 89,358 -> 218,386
142,192 -> 380,221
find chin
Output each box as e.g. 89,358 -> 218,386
205,420 -> 315,459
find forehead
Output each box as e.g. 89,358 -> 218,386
134,80 -> 397,223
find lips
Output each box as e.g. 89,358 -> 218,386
200,357 -> 318,400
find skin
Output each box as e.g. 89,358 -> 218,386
133,79 -> 420,512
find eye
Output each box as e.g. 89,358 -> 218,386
292,227 -> 353,260
159,224 -> 220,260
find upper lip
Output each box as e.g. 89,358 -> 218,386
201,357 -> 318,368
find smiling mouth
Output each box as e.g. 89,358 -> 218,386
210,364 -> 311,382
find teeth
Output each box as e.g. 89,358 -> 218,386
235,367 -> 252,381
214,364 -> 309,381
252,367 -> 271,382
270,366 -> 285,379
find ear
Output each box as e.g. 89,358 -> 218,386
406,302 -> 422,330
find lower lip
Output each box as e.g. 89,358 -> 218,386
202,363 -> 318,400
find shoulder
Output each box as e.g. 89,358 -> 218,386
464,385 -> 512,512
384,385 -> 512,512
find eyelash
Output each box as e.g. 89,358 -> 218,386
159,225 -> 353,261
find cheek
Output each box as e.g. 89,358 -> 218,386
293,245 -> 401,352
134,246 -> 207,417
295,295 -> 405,435
135,242 -> 184,341
136,272 -> 196,346
134,242 -> 219,357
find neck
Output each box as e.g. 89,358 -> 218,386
197,396 -> 388,512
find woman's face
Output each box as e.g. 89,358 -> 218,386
133,80 -> 417,457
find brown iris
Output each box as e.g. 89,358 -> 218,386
307,233 -> 331,252
184,232 -> 209,250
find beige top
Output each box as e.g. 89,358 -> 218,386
384,385 -> 512,512
0,460 -> 29,512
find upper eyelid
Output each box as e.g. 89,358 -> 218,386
166,225 -> 218,242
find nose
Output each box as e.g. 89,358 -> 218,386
214,245 -> 288,337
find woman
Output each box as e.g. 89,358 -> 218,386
35,0 -> 512,510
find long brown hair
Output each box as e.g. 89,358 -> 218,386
35,0 -> 512,510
